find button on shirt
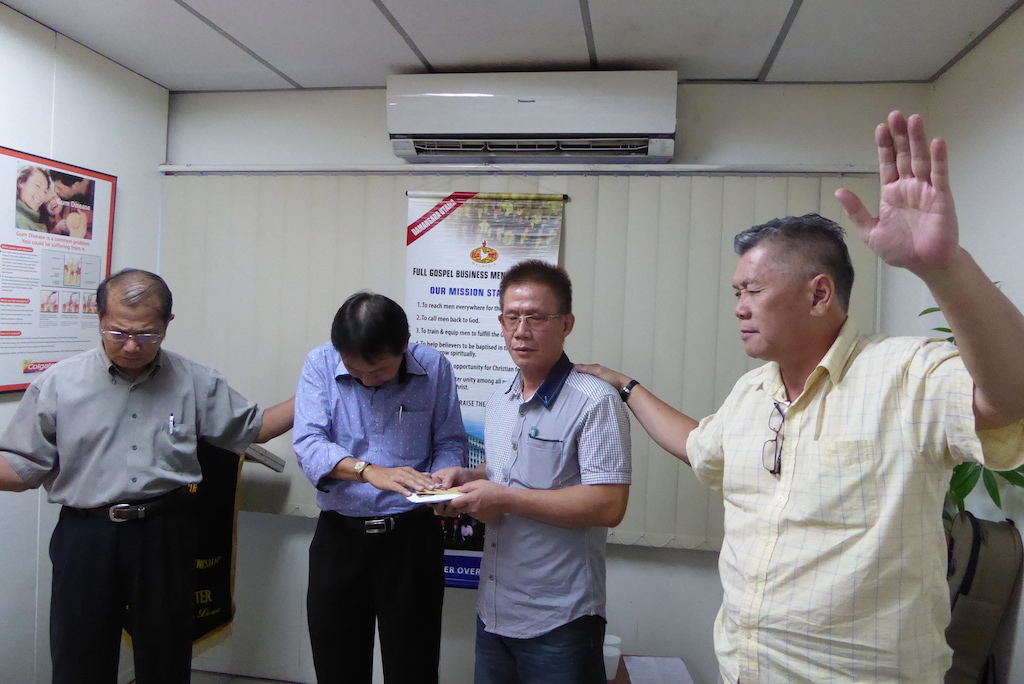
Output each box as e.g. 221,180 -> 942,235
478,353 -> 631,639
686,320 -> 1024,683
0,346 -> 263,508
293,342 -> 468,517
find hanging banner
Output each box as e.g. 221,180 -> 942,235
406,191 -> 564,588
0,145 -> 116,392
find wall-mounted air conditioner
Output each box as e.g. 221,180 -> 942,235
386,70 -> 677,164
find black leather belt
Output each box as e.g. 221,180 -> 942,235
331,506 -> 432,534
72,486 -> 194,522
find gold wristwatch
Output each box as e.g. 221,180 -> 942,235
353,460 -> 371,481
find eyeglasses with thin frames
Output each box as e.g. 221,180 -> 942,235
762,401 -> 786,475
497,313 -> 564,331
100,330 -> 164,346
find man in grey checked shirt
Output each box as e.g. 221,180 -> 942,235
436,260 -> 631,684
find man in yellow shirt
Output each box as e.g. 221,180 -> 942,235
580,111 -> 1024,682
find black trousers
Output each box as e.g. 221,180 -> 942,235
307,508 -> 445,684
49,501 -> 198,684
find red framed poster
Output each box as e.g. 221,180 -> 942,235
1,145 -> 116,391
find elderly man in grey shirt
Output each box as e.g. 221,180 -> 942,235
435,260 -> 631,684
0,268 -> 294,684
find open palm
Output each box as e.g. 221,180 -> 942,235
836,112 -> 960,275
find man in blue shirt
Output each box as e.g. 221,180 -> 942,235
293,292 -> 469,684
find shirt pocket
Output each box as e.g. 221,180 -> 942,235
797,439 -> 879,529
155,420 -> 199,474
395,407 -> 432,463
511,436 -> 569,490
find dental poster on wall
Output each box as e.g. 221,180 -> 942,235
406,190 -> 564,588
0,145 -> 115,391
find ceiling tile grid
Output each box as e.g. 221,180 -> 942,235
2,0 -> 1020,90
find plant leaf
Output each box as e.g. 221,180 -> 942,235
919,307 -> 941,316
995,468 -> 1024,488
931,327 -> 952,334
983,468 -> 1002,508
950,462 -> 980,490
950,463 -> 982,504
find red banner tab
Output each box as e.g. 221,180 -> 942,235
406,192 -> 477,245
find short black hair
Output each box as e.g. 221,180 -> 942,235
331,292 -> 409,362
49,170 -> 84,186
97,268 -> 173,323
498,260 -> 572,314
733,214 -> 855,312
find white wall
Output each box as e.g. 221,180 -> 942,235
167,82 -> 930,169
0,5 -> 169,683
928,9 -> 1024,682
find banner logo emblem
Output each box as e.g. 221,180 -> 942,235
470,241 -> 498,264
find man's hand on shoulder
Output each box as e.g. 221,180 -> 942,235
575,363 -> 631,393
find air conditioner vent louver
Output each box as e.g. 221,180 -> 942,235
408,138 -> 656,157
416,140 -> 487,152
558,139 -> 649,152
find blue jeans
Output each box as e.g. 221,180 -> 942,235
474,615 -> 606,684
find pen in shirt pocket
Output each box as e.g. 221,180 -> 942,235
399,405 -> 404,425
169,413 -> 175,435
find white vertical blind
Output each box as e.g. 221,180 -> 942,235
160,172 -> 879,549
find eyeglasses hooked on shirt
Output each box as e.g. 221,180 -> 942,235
762,401 -> 788,475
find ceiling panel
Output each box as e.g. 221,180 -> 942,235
588,0 -> 794,80
3,0 -> 1020,90
187,0 -> 422,88
768,0 -> 1015,81
384,0 -> 591,72
3,0 -> 292,90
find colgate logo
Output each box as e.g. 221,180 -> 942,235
23,360 -> 56,373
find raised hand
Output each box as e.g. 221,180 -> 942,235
835,111 -> 960,276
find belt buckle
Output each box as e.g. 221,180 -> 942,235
108,503 -> 134,522
364,517 -> 393,534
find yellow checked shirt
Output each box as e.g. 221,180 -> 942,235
687,320 -> 1024,683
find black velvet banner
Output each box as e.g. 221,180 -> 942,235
191,440 -> 242,641
121,441 -> 242,645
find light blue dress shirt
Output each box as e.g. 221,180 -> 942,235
293,341 -> 468,516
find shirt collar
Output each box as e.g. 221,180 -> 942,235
334,345 -> 426,385
99,345 -> 164,382
748,317 -> 861,400
505,352 -> 573,408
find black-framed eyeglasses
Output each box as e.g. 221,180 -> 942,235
762,401 -> 786,475
497,313 -> 564,331
100,330 -> 164,346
